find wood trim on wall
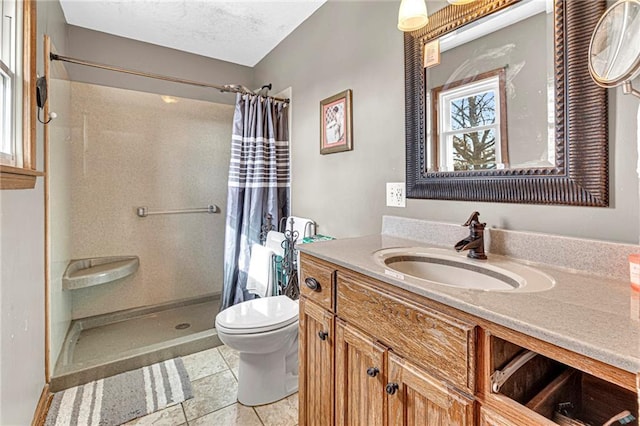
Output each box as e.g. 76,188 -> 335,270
43,35 -> 52,383
31,384 -> 52,426
0,165 -> 42,189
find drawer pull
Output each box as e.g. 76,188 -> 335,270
385,383 -> 399,395
318,331 -> 329,341
305,277 -> 321,292
366,367 -> 379,377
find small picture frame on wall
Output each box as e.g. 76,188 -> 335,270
424,39 -> 440,68
320,89 -> 353,155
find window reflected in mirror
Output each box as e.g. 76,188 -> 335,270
432,68 -> 507,172
424,0 -> 555,172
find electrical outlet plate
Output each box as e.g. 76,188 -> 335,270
386,182 -> 406,207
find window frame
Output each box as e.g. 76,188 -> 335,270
441,76 -> 501,171
430,67 -> 509,172
0,0 -> 39,190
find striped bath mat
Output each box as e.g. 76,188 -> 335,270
45,358 -> 193,426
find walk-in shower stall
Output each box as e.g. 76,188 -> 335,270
46,53 -> 251,390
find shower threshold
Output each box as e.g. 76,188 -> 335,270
50,294 -> 222,392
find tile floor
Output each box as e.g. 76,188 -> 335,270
123,345 -> 298,425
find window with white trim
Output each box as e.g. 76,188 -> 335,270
1,0 -> 22,166
0,0 -> 37,190
432,69 -> 508,172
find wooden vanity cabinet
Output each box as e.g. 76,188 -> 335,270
298,253 -> 639,426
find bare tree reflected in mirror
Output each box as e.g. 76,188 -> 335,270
451,90 -> 497,171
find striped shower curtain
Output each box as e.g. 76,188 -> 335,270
221,94 -> 290,310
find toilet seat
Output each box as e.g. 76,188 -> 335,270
215,295 -> 299,335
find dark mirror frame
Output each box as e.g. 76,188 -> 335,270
405,0 -> 609,206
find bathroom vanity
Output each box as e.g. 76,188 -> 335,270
297,220 -> 640,426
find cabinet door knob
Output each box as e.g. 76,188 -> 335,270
305,277 -> 321,292
366,367 -> 380,377
317,331 -> 329,341
385,383 -> 399,395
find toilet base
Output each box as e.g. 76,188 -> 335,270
237,342 -> 299,406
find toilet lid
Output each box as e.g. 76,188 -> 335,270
215,295 -> 299,334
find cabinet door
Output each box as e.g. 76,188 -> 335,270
387,352 -> 474,426
299,297 -> 335,426
335,320 -> 387,426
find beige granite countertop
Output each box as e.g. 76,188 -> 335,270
298,233 -> 640,374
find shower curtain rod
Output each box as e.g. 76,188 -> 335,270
49,53 -> 290,103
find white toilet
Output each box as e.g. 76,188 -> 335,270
215,295 -> 299,406
215,240 -> 300,405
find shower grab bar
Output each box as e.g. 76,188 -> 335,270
136,205 -> 219,218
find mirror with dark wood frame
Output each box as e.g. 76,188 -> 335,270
404,0 -> 608,206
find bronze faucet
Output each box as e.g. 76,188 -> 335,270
454,211 -> 487,260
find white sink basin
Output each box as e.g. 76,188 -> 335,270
373,247 -> 555,293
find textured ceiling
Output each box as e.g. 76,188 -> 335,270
59,0 -> 326,67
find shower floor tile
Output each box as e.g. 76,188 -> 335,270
72,300 -> 217,364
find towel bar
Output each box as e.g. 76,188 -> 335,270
136,205 -> 219,217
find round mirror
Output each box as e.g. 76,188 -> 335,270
589,0 -> 640,88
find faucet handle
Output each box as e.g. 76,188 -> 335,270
462,211 -> 481,227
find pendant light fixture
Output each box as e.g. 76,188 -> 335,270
397,0 -> 428,32
447,0 -> 476,4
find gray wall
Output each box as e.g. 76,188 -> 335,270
0,1 -> 68,424
255,1 -> 640,244
66,25 -> 255,105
